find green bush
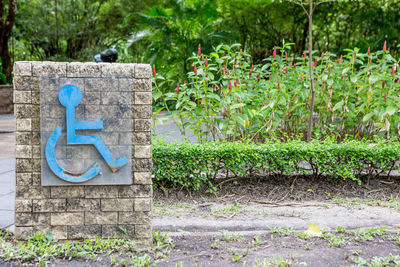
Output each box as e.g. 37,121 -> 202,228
152,139 -> 400,192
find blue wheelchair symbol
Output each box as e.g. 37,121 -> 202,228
45,84 -> 128,183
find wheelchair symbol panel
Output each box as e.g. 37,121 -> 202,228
40,78 -> 132,186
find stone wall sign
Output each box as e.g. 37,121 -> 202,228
14,62 -> 153,244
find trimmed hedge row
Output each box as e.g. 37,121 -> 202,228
152,139 -> 400,192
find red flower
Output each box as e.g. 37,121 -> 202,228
328,65 -> 331,73
223,65 -> 227,76
367,47 -> 370,56
397,78 -> 400,84
234,79 -> 238,86
258,76 -> 260,82
285,51 -> 288,60
290,61 -> 293,67
249,64 -> 254,76
339,55 -> 343,63
382,80 -> 385,89
176,83 -> 180,94
152,64 -> 156,77
285,66 -> 288,73
277,81 -> 280,90
223,51 -> 226,57
273,46 -> 277,58
268,73 -> 271,77
321,52 -> 325,60
353,51 -> 357,60
229,80 -> 232,92
384,91 -> 387,101
194,64 -> 197,74
294,63 -> 296,68
205,57 -> 208,67
245,81 -> 249,85
303,51 -> 306,58
301,76 -> 304,82
391,65 -> 396,76
198,44 -> 201,56
383,40 -> 387,52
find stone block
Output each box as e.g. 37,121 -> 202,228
67,62 -> 102,77
134,92 -> 152,105
85,77 -> 118,92
16,173 -> 32,186
15,104 -> 39,119
15,185 -> 50,199
15,199 -> 32,212
102,225 -> 135,238
32,91 -> 40,105
14,227 -> 33,240
51,186 -> 85,198
32,132 -> 41,145
15,212 -> 50,226
33,199 -> 66,212
134,172 -> 152,185
16,132 -> 32,145
134,198 -> 152,212
68,225 -> 101,239
32,172 -> 41,185
13,76 -> 31,91
66,199 -> 100,212
130,79 -> 151,92
32,146 -> 41,158
31,118 -> 40,131
134,159 -> 152,172
14,90 -> 32,104
16,118 -> 32,131
134,119 -> 151,132
119,184 -> 152,198
101,91 -> 131,105
16,158 -> 33,172
134,224 -> 152,239
32,62 -> 67,76
84,186 -> 118,198
101,199 -> 133,211
101,63 -> 135,78
132,105 -> 152,119
85,212 -> 118,225
51,212 -> 84,226
134,145 -> 152,158
132,132 -> 151,145
34,226 -> 68,240
15,145 -> 32,159
118,211 -> 151,224
134,64 -> 151,79
14,61 -> 32,76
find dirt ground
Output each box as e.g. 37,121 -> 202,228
1,176 -> 400,266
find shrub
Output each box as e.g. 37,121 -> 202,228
152,139 -> 400,192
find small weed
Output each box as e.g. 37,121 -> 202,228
219,230 -> 245,242
305,243 -> 311,250
321,233 -> 346,247
390,234 -> 400,245
231,248 -> 249,263
298,232 -> 313,240
212,202 -> 247,218
336,226 -> 348,233
268,226 -> 293,236
252,235 -> 264,245
349,254 -> 400,267
211,239 -> 220,249
353,227 -> 386,242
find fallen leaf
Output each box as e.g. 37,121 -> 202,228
305,223 -> 322,237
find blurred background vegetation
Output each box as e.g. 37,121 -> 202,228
6,0 -> 400,80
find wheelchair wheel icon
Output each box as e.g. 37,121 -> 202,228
45,84 -> 128,183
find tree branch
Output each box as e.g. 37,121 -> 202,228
5,0 -> 16,34
0,0 -> 5,29
289,0 -> 310,17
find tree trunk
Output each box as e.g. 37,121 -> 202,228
307,0 -> 315,142
0,39 -> 12,83
0,0 -> 16,84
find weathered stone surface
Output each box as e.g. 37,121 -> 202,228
14,61 -> 32,76
15,200 -> 32,212
85,77 -> 118,92
67,62 -> 102,77
15,185 -> 50,199
134,145 -> 152,159
13,76 -> 31,91
32,62 -> 67,76
16,132 -> 32,145
134,159 -> 153,171
132,132 -> 151,145
134,64 -> 151,79
134,119 -> 151,132
16,173 -> 32,185
134,224 -> 152,238
134,172 -> 152,185
51,186 -> 85,198
68,225 -> 101,239
14,90 -> 31,104
14,227 -> 33,240
34,226 -> 68,240
32,146 -> 41,158
118,211 -> 151,224
101,199 -> 133,212
15,145 -> 32,159
102,225 -> 135,238
15,212 -> 50,226
85,212 -> 118,225
15,104 -> 39,119
16,118 -> 32,131
101,63 -> 135,77
130,79 -> 151,92
101,91 -> 131,105
132,105 -> 152,119
134,198 -> 152,212
119,185 -> 152,198
51,212 -> 84,226
66,199 -> 100,212
33,199 -> 66,212
134,92 -> 152,105
84,186 -> 118,198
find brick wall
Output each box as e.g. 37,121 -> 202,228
13,62 -> 153,245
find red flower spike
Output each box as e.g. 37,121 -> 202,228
152,64 -> 156,77
370,59 -> 372,64
397,78 -> 400,84
328,65 -> 331,73
391,65 -> 395,76
367,47 -> 370,56
258,76 -> 260,82
321,52 -> 324,60
234,80 -> 238,86
383,40 -> 387,52
249,64 -> 253,76
176,83 -> 180,94
198,44 -> 201,56
229,80 -> 232,91
268,73 -> 271,77
290,61 -> 293,67
384,91 -> 387,101
294,63 -> 296,68
194,64 -> 197,74
339,55 -> 343,63
341,75 -> 344,80
205,57 -> 208,67
223,51 -> 226,57
202,56 -> 204,61
246,81 -> 249,86
277,81 -> 280,90
285,66 -> 288,73
303,51 -> 306,58
301,76 -> 304,82
353,52 -> 357,60
205,74 -> 208,78
382,80 -> 385,89
285,51 -> 288,60
273,46 -> 277,58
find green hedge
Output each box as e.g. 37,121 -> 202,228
152,139 -> 400,192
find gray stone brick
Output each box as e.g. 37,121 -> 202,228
16,173 -> 32,186
15,212 -> 50,226
16,132 -> 32,145
134,119 -> 151,132
32,91 -> 40,105
101,199 -> 133,211
102,63 -> 135,78
119,184 -> 152,198
15,145 -> 32,159
134,198 -> 152,212
16,158 -> 33,172
15,104 -> 39,119
85,212 -> 118,225
15,200 -> 32,212
134,159 -> 152,172
134,92 -> 152,105
134,172 -> 152,185
14,61 -> 32,76
14,90 -> 32,104
16,118 -> 32,131
134,64 -> 151,79
85,77 -> 118,92
102,225 -> 135,238
130,79 -> 151,92
66,199 -> 100,212
51,186 -> 85,198
34,226 -> 68,240
14,227 -> 33,240
134,224 -> 152,239
32,132 -> 41,145
32,172 -> 41,185
84,186 -> 118,198
32,118 -> 40,131
132,105 -> 152,119
67,62 -> 102,77
33,199 -> 66,212
68,225 -> 101,239
134,145 -> 152,158
13,76 -> 31,91
118,211 -> 151,224
101,91 -> 131,105
51,212 -> 84,226
132,132 -> 151,145
32,62 -> 67,76
16,185 -> 50,199
32,146 -> 41,158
